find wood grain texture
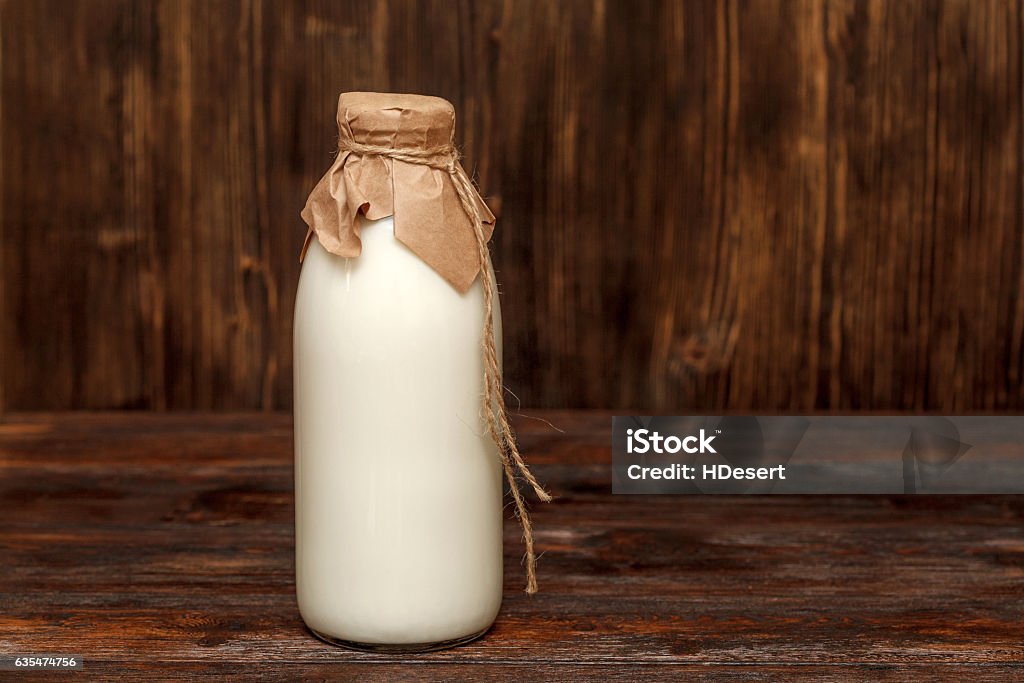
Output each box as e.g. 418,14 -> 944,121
1,0 -> 1022,411
1,412 -> 1022,680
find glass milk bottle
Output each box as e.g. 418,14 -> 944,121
294,92 -> 544,652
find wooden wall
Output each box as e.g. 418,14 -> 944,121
1,0 -> 1022,411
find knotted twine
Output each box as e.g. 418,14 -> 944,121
337,137 -> 552,594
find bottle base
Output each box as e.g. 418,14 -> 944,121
309,625 -> 491,653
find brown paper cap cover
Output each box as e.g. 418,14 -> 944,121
300,92 -> 496,292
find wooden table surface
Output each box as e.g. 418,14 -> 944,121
1,412 -> 1022,681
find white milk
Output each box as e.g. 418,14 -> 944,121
293,215 -> 504,649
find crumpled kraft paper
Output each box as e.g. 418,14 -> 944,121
300,92 -> 496,292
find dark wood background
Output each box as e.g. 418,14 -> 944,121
1,0 -> 1022,412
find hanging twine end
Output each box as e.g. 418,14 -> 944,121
524,550 -> 540,595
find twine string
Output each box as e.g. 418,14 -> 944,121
339,137 -> 552,594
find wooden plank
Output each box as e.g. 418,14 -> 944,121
825,0 -> 1024,411
1,412 -> 1022,678
7,662 -> 1024,682
1,0 -> 148,409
